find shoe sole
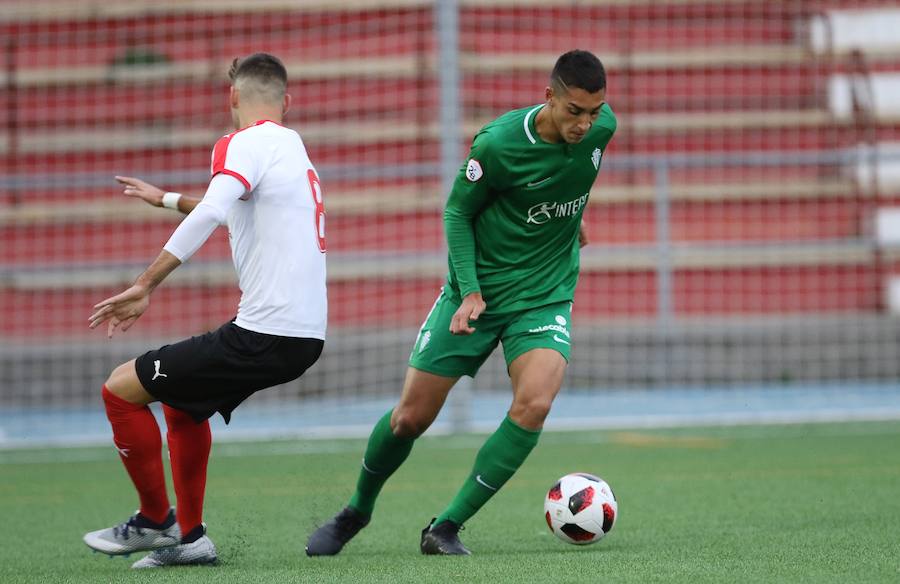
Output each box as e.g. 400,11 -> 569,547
421,547 -> 472,556
305,542 -> 344,557
132,556 -> 218,568
83,534 -> 179,556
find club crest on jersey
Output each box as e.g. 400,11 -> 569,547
466,159 -> 483,182
592,148 -> 602,170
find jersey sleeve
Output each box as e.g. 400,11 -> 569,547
210,131 -> 262,192
163,174 -> 246,262
596,103 -> 617,150
443,129 -> 503,298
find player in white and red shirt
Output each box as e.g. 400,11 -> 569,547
82,53 -> 326,568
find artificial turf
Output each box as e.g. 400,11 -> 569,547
2,421 -> 899,583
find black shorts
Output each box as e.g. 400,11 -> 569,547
135,321 -> 323,423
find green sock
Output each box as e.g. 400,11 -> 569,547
348,409 -> 415,517
434,415 -> 541,526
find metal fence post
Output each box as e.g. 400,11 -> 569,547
435,0 -> 472,433
654,160 -> 673,385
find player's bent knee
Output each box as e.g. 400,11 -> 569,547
104,362 -> 131,393
104,360 -> 152,405
509,396 -> 554,429
390,408 -> 432,438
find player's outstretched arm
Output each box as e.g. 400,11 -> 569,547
89,250 -> 181,338
116,175 -> 202,214
91,174 -> 245,338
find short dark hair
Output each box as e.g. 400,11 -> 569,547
228,53 -> 288,101
550,50 -> 606,94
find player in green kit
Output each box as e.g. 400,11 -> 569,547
306,49 -> 615,556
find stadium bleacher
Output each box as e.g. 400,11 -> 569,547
3,0 -> 900,405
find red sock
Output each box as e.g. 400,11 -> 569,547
163,405 -> 211,537
102,385 -> 170,524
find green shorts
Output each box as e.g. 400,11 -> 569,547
408,289 -> 573,378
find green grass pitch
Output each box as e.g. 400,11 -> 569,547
2,421 -> 899,583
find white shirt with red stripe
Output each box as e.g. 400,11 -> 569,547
210,120 -> 327,340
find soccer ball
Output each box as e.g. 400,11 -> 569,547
544,473 -> 617,545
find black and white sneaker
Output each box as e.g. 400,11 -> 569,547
305,507 -> 370,556
420,518 -> 471,555
83,508 -> 180,556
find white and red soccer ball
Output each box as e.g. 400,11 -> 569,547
544,473 -> 617,545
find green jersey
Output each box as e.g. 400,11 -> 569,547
443,103 -> 617,313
